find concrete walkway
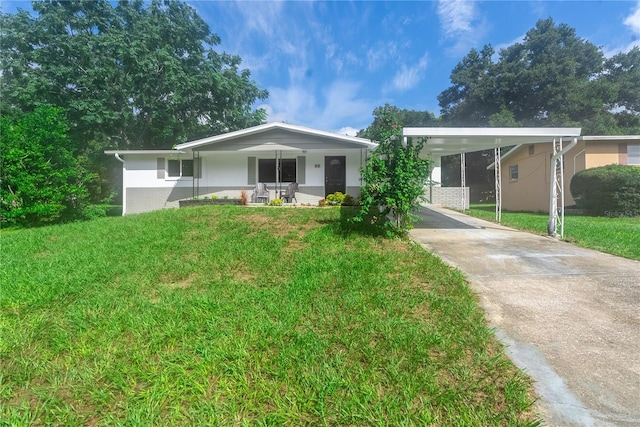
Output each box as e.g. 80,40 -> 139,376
409,205 -> 640,427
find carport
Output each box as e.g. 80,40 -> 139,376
402,127 -> 582,237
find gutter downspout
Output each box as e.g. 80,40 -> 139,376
547,137 -> 578,237
113,153 -> 126,216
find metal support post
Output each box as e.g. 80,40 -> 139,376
547,137 -> 578,237
460,152 -> 466,210
548,138 -> 564,237
494,146 -> 502,223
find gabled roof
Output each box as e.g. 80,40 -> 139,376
175,122 -> 377,151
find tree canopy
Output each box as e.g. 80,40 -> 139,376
1,0 -> 268,214
357,104 -> 440,140
438,18 -> 640,135
1,106 -> 92,226
0,0 -> 268,150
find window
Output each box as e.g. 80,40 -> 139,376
258,158 -> 296,182
167,159 -> 194,178
509,164 -> 518,181
629,144 -> 640,165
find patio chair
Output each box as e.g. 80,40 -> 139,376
280,182 -> 298,204
251,183 -> 270,203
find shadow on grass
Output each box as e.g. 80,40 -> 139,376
316,206 -> 392,239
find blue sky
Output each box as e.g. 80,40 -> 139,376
4,1 -> 640,135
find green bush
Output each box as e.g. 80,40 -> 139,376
342,194 -> 358,206
0,106 -> 92,227
326,192 -> 346,206
81,204 -> 122,220
570,164 -> 640,216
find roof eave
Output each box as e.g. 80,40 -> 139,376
175,122 -> 377,150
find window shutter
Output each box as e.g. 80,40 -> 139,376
297,156 -> 306,184
248,157 -> 256,184
157,158 -> 165,179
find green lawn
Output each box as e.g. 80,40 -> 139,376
466,204 -> 640,261
1,206 -> 538,426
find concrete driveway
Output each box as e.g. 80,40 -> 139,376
409,205 -> 640,427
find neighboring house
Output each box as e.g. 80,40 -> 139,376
105,122 -> 377,214
497,135 -> 640,212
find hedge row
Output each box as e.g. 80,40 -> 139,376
570,164 -> 640,216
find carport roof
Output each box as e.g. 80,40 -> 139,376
403,127 -> 582,157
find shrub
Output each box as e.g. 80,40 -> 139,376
81,204 -> 121,220
342,194 -> 357,206
269,198 -> 283,206
570,164 -> 640,216
0,106 -> 92,227
326,192 -> 346,206
353,106 -> 431,233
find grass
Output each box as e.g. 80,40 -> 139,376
1,206 -> 539,426
466,204 -> 640,261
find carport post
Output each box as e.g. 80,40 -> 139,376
460,152 -> 466,210
494,145 -> 502,223
547,137 -> 578,237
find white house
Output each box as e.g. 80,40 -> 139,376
106,122 -> 377,214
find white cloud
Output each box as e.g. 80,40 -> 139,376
391,53 -> 429,91
367,41 -> 399,70
603,1 -> 640,57
436,0 -> 484,56
337,127 -> 360,137
624,1 -> 640,35
260,80 -> 375,133
437,0 -> 477,37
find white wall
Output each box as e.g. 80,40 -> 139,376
122,150 -> 365,189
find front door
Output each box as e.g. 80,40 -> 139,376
324,156 -> 346,196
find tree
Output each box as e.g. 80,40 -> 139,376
355,105 -> 432,234
357,104 -> 440,140
437,45 -> 496,126
1,0 -> 268,202
437,18 -> 625,134
1,106 -> 92,226
598,47 -> 640,134
437,18 -> 640,201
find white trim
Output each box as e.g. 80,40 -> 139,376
105,150 -> 184,155
403,127 -> 581,137
175,122 -> 377,150
581,135 -> 640,141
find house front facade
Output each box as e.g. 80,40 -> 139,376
106,122 -> 376,214
499,136 -> 640,212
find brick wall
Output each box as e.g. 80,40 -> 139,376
426,187 -> 469,210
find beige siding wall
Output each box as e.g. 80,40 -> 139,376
585,142 -> 622,168
500,139 -> 639,212
502,144 -> 551,212
501,141 -> 589,212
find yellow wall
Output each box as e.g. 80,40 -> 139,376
585,142 -> 622,168
501,140 -> 597,212
502,144 -> 551,212
500,139 -> 640,212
